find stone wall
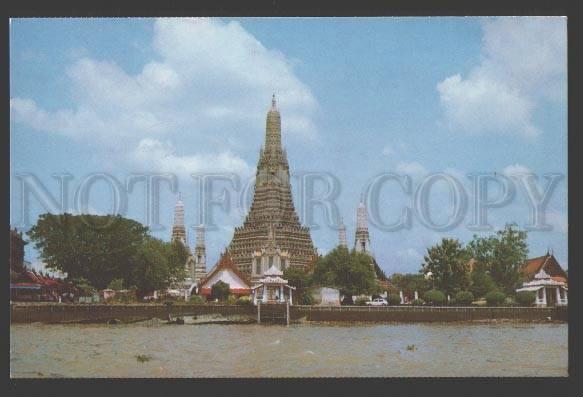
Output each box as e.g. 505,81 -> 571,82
291,305 -> 568,322
10,303 -> 255,324
11,303 -> 567,324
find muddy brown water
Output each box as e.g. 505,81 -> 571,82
10,321 -> 567,377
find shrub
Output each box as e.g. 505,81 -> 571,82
189,295 -> 206,305
515,291 -> 536,306
236,296 -> 252,306
210,281 -> 230,301
300,293 -> 314,305
226,295 -> 238,305
423,290 -> 447,306
355,297 -> 369,306
455,291 -> 474,306
387,294 -> 401,305
107,278 -> 124,291
411,299 -> 425,306
485,291 -> 506,307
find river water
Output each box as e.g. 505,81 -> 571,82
10,322 -> 567,378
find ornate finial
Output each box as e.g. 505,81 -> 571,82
271,94 -> 276,109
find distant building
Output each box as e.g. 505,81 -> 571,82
11,269 -> 71,302
171,192 -> 188,247
354,199 -> 371,254
349,200 -> 389,283
521,252 -> 567,284
517,252 -> 568,306
338,218 -> 347,249
198,251 -> 252,299
171,193 -> 203,291
193,224 -> 207,285
309,286 -> 340,306
517,268 -> 567,306
251,264 -> 295,305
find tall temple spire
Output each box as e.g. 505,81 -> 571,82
193,224 -> 207,284
228,96 -> 317,276
338,217 -> 347,248
354,199 -> 371,254
265,93 -> 282,151
171,192 -> 187,247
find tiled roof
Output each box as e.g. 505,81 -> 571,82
522,253 -> 567,282
198,250 -> 252,289
523,255 -> 549,277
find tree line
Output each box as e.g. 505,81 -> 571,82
284,246 -> 381,304
391,223 -> 530,305
286,223 -> 531,306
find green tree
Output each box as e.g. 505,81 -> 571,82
210,281 -> 231,301
27,213 -> 189,294
423,290 -> 447,305
469,269 -> 497,298
283,266 -> 312,304
468,224 -> 528,294
454,291 -> 475,305
107,278 -> 124,291
390,273 -> 431,295
127,237 -> 189,295
485,290 -> 506,306
311,247 -> 379,296
70,277 -> 95,296
515,291 -> 536,306
27,213 -> 149,289
420,238 -> 471,296
165,240 -> 190,282
387,293 -> 401,305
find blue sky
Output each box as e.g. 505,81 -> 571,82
10,17 -> 567,275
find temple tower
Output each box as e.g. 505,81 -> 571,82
338,217 -> 348,248
228,95 -> 317,277
171,193 -> 197,284
171,192 -> 188,248
193,224 -> 207,284
354,199 -> 371,254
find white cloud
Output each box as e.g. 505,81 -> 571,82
128,138 -> 254,178
395,161 -> 427,177
437,17 -> 566,137
503,163 -> 532,176
382,144 -> 394,157
11,18 -> 319,171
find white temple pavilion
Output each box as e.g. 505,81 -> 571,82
516,268 -> 568,307
251,265 -> 295,305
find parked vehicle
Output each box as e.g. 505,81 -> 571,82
366,298 -> 388,306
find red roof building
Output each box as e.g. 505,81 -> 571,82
522,252 -> 568,284
197,251 -> 252,297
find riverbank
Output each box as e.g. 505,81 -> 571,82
11,303 -> 568,324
